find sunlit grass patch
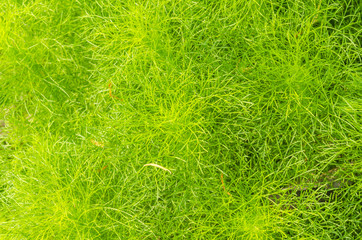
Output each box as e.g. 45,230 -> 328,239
1,0 -> 361,239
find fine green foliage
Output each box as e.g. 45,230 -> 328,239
1,0 -> 361,239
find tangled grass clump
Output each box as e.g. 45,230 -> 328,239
0,0 -> 361,239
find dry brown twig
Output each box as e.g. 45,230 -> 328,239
221,173 -> 231,196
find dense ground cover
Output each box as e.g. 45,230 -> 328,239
1,0 -> 361,239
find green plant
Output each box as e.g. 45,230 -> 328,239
1,0 -> 361,239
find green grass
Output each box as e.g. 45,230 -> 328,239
0,0 -> 361,239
